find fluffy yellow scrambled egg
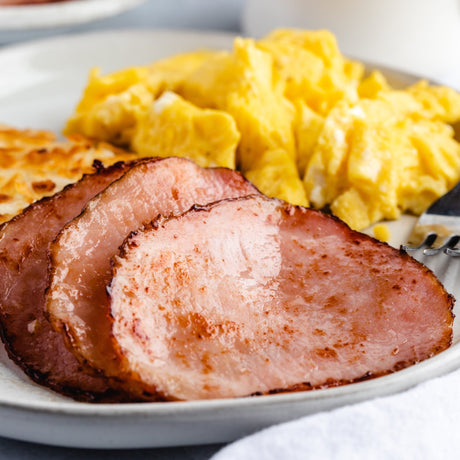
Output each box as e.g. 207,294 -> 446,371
64,28 -> 460,231
131,91 -> 240,169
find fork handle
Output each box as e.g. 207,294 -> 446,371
427,180 -> 460,216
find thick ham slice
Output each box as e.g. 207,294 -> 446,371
108,195 -> 454,401
46,157 -> 259,382
0,161 -> 133,401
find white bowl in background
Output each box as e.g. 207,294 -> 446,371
242,0 -> 460,82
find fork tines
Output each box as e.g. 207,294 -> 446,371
402,233 -> 460,256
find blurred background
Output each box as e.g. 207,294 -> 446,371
0,0 -> 245,43
1,0 -> 459,83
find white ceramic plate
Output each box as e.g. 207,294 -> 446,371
0,0 -> 147,29
0,29 -> 459,449
0,0 -> 148,44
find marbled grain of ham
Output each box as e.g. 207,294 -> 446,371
46,157 -> 259,384
108,195 -> 454,400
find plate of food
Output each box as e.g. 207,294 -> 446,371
0,28 -> 459,449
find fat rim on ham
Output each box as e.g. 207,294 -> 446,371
46,157 -> 259,392
0,161 -> 135,401
108,195 -> 454,401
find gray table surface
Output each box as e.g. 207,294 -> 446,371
0,438 -> 225,459
0,0 -> 244,458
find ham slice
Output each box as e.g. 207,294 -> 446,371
0,161 -> 133,401
46,157 -> 259,383
108,195 -> 454,401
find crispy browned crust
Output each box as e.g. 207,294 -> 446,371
0,160 -> 128,231
0,125 -> 137,225
108,195 -> 454,400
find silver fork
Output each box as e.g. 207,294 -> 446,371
401,180 -> 460,322
402,179 -> 460,257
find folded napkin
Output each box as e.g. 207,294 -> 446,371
212,367 -> 460,460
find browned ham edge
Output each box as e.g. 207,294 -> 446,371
46,157 -> 259,391
0,161 -> 137,401
108,195 -> 453,401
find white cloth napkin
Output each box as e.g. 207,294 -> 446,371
212,367 -> 460,460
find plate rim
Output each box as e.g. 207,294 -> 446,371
0,27 -> 239,64
0,344 -> 460,415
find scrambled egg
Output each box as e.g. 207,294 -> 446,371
0,125 -> 134,224
302,78 -> 460,229
131,91 -> 240,169
373,224 -> 391,243
257,29 -> 363,115
64,28 -> 460,231
244,149 -> 307,205
181,37 -> 307,205
65,67 -> 153,145
64,51 -> 217,147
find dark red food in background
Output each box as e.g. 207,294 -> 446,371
0,0 -> 71,6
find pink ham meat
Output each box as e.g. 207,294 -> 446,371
46,157 -> 259,383
0,162 -> 133,401
108,195 -> 454,401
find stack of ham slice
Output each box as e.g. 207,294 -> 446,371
0,161 -> 131,401
0,158 -> 258,401
0,157 -> 454,402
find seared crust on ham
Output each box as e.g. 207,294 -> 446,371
46,157 -> 259,386
0,161 -> 135,401
108,195 -> 454,401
